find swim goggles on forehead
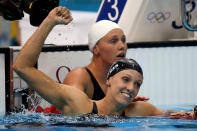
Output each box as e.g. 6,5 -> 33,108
107,58 -> 143,79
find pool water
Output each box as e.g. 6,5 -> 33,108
0,105 -> 196,131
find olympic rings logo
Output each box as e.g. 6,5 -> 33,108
147,11 -> 171,24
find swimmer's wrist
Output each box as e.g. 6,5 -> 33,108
41,17 -> 57,29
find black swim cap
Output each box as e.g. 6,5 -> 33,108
194,105 -> 197,111
194,105 -> 197,116
107,58 -> 143,79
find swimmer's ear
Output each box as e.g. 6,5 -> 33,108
106,80 -> 111,87
92,45 -> 100,56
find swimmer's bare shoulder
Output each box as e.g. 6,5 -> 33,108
63,67 -> 94,98
125,101 -> 164,116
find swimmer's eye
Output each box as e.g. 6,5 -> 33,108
134,81 -> 141,88
122,76 -> 130,83
122,76 -> 141,88
109,37 -> 119,44
121,36 -> 126,43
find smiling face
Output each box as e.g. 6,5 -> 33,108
93,28 -> 127,66
107,69 -> 143,105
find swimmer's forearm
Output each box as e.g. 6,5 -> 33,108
14,18 -> 55,69
163,110 -> 192,116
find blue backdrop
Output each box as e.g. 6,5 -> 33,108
59,0 -> 102,12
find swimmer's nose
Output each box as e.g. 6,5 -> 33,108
127,82 -> 135,91
118,41 -> 126,51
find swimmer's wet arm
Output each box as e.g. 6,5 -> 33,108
13,6 -> 78,113
13,65 -> 91,114
13,67 -> 69,110
162,110 -> 192,116
14,55 -> 90,113
13,6 -> 92,115
13,9 -> 63,105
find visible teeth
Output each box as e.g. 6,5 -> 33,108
122,92 -> 130,98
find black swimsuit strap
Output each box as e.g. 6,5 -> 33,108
85,67 -> 105,100
85,68 -> 125,116
92,102 -> 98,114
85,67 -> 100,88
92,102 -> 126,116
121,111 -> 125,117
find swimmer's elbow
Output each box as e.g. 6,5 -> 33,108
13,61 -> 31,75
13,60 -> 24,72
13,61 -> 22,73
13,64 -> 24,77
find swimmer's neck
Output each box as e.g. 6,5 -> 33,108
96,96 -> 126,116
87,58 -> 111,80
